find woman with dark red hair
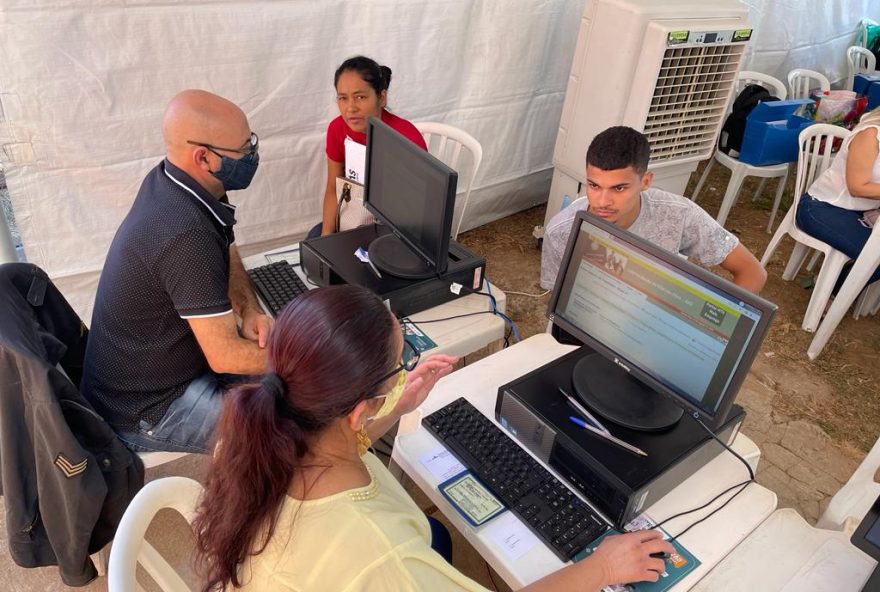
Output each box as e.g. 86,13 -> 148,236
193,285 -> 671,591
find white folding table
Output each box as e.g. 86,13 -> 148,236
392,333 -> 778,590
242,243 -> 507,359
692,507 -> 876,591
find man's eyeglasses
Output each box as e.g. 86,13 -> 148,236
365,339 -> 420,397
187,132 -> 259,158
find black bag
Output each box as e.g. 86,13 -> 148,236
718,84 -> 780,155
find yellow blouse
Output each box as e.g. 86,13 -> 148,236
236,453 -> 489,591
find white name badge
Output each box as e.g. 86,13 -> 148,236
344,136 -> 367,183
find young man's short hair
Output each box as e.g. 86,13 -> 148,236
586,126 -> 651,175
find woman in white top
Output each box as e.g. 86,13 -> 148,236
796,106 -> 880,292
192,285 -> 673,591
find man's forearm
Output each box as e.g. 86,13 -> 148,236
733,267 -> 767,294
212,337 -> 268,375
188,312 -> 269,375
228,245 -> 261,316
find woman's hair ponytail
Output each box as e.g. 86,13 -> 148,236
194,379 -> 306,591
193,285 -> 398,592
378,65 -> 393,92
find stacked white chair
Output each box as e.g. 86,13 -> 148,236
760,124 -> 852,332
781,70 -> 833,265
108,476 -> 203,592
754,69 -> 833,234
807,226 -> 880,359
816,435 -> 880,531
691,71 -> 788,228
415,122 -> 483,240
787,68 -> 831,101
845,46 -> 877,91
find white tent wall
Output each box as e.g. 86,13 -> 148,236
0,0 -> 583,320
742,0 -> 877,86
0,0 -> 874,321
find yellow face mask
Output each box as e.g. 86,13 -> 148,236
368,369 -> 407,421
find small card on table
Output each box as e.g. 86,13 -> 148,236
438,470 -> 506,527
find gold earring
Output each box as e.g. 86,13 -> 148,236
356,426 -> 372,457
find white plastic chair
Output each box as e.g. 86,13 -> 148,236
807,225 -> 880,359
787,68 -> 831,100
108,476 -> 203,592
853,281 -> 880,318
91,450 -> 193,577
139,451 -> 191,469
415,122 -> 483,239
761,124 -> 852,332
816,435 -> 880,531
758,70 -> 830,232
846,46 -> 877,91
691,71 -> 789,229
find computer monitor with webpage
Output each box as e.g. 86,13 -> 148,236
547,211 -> 776,431
363,117 -> 457,279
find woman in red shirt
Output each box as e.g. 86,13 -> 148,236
310,56 -> 427,237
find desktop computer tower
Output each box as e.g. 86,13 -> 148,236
495,346 -> 746,529
300,224 -> 487,318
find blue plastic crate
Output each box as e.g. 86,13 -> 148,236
868,82 -> 880,111
739,99 -> 814,166
854,73 -> 880,96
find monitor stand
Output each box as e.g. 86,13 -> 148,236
572,352 -> 683,431
368,234 -> 436,280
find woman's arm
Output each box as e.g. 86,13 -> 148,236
322,158 -> 345,235
366,355 -> 457,442
519,530 -> 673,592
845,127 -> 880,200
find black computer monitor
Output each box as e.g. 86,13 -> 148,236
363,117 -> 457,279
547,211 -> 776,431
852,493 -> 880,590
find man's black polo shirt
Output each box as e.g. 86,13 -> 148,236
82,160 -> 236,431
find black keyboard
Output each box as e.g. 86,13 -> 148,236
423,397 -> 609,561
247,261 -> 309,317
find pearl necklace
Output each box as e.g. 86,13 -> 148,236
347,464 -> 379,502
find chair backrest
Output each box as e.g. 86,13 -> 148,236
108,476 -> 203,592
736,70 -> 787,101
846,46 -> 878,90
415,122 -> 483,239
792,124 -> 852,215
787,68 -> 831,99
818,432 -> 880,530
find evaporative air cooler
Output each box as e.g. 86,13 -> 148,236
544,0 -> 753,224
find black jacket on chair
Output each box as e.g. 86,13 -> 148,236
0,263 -> 144,586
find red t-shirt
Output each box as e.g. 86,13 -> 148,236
325,109 -> 427,163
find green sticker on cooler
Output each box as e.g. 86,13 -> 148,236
732,29 -> 752,42
667,30 -> 689,45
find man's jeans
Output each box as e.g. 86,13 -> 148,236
795,193 -> 880,293
117,373 -> 230,454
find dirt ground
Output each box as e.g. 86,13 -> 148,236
457,161 -> 880,455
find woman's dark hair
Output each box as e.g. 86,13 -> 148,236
586,126 -> 652,175
334,55 -> 392,96
193,285 -> 398,591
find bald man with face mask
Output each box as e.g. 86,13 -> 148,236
82,90 -> 272,454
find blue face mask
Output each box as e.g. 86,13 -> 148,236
212,151 -> 259,191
